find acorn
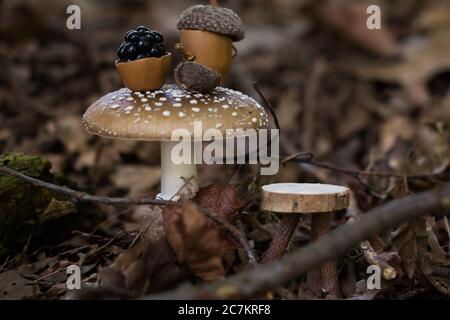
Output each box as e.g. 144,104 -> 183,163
174,61 -> 222,94
176,5 -> 245,81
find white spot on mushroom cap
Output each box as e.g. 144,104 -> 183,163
162,110 -> 171,117
192,107 -> 200,112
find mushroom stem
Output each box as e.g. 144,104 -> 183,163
158,141 -> 198,200
262,214 -> 300,264
307,213 -> 341,298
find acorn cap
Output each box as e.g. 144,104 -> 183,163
83,85 -> 269,141
174,61 -> 222,94
177,5 -> 245,41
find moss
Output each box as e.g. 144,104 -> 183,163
0,153 -> 102,260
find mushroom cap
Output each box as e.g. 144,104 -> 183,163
177,5 -> 245,41
261,183 -> 350,213
83,85 -> 269,141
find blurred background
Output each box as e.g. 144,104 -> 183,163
1,0 -> 449,200
0,0 -> 450,299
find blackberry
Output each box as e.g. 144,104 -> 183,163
137,39 -> 152,51
136,26 -> 150,33
125,30 -> 140,43
118,26 -> 167,62
124,44 -> 137,60
152,31 -> 163,43
117,42 -> 127,60
150,43 -> 165,58
141,31 -> 157,44
136,53 -> 147,60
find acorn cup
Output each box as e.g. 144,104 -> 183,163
176,4 -> 245,81
115,26 -> 171,92
116,53 -> 172,92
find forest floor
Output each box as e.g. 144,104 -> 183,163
0,0 -> 449,300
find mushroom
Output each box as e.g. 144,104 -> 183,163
261,183 -> 350,298
83,85 -> 269,200
176,4 -> 245,80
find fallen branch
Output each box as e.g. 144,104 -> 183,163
360,240 -> 397,280
0,165 -> 174,206
142,185 -> 450,299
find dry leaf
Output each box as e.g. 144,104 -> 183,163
194,182 -> 243,222
393,217 -> 428,278
354,30 -> 450,106
0,270 -> 37,299
107,216 -> 188,295
314,0 -> 398,57
416,4 -> 450,31
163,201 -> 235,281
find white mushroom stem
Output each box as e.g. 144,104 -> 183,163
158,141 -> 198,200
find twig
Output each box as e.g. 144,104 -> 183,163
87,231 -> 123,257
142,184 -> 450,299
360,240 -> 397,280
283,152 -> 442,180
0,165 -> 176,206
443,216 -> 450,253
432,266 -> 450,279
253,83 -> 280,131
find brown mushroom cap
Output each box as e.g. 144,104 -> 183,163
83,85 -> 269,141
177,5 -> 245,41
